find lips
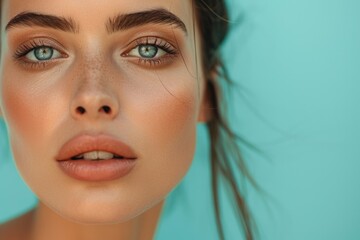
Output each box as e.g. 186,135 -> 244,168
55,134 -> 137,161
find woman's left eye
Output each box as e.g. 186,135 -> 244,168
25,46 -> 62,61
127,44 -> 166,59
122,37 -> 179,67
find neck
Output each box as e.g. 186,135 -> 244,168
27,200 -> 164,240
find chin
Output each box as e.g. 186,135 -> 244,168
63,214 -> 136,225
47,200 -> 149,225
59,208 -> 144,225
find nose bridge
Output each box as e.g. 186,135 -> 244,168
81,48 -> 106,79
70,53 -> 119,120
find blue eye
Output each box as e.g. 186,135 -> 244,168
138,45 -> 158,58
121,37 -> 179,67
128,44 -> 166,59
26,46 -> 61,61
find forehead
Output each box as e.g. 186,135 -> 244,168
2,0 -> 194,30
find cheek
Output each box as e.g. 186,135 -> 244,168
1,69 -> 41,166
134,73 -> 198,158
0,65 -> 66,186
2,69 -> 62,144
141,87 -> 197,164
121,61 -> 201,158
2,80 -> 36,141
124,70 -> 199,199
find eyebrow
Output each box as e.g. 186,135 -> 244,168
5,12 -> 78,33
106,9 -> 187,35
5,9 -> 187,35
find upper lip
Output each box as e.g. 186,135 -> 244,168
55,134 -> 137,161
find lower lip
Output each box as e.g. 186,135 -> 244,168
57,159 -> 136,181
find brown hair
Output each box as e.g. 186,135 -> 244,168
194,1 -> 256,239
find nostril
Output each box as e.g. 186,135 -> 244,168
76,106 -> 86,114
101,105 -> 112,114
73,105 -> 113,116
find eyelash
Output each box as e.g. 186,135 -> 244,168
122,36 -> 179,67
13,39 -> 66,69
13,37 -> 179,69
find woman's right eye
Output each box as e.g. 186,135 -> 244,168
13,38 -> 68,69
25,46 -> 62,62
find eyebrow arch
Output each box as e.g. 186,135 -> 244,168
5,12 -> 78,33
107,8 -> 187,35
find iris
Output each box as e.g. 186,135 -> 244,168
138,45 -> 158,58
34,47 -> 54,60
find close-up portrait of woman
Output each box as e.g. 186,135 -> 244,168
0,0 -> 255,239
2,0 -> 360,240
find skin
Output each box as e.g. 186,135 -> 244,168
0,0 -> 209,239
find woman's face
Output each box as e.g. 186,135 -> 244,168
0,0 -> 207,223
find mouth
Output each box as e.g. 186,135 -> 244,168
55,133 -> 138,162
56,134 -> 137,181
70,150 -> 125,161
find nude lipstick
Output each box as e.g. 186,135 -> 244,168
55,134 -> 137,181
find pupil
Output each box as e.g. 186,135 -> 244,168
34,47 -> 53,60
138,45 -> 158,58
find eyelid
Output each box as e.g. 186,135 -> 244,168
13,38 -> 68,60
121,36 -> 179,67
123,35 -> 176,49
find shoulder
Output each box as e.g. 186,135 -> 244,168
0,209 -> 34,240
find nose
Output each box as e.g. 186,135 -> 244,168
70,86 -> 119,120
69,48 -> 120,121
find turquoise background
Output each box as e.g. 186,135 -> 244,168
2,0 -> 360,239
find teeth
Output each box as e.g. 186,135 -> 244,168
71,151 -> 123,161
81,151 -> 114,161
98,151 -> 114,160
83,151 -> 98,160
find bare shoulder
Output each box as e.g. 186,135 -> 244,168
0,209 -> 35,240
